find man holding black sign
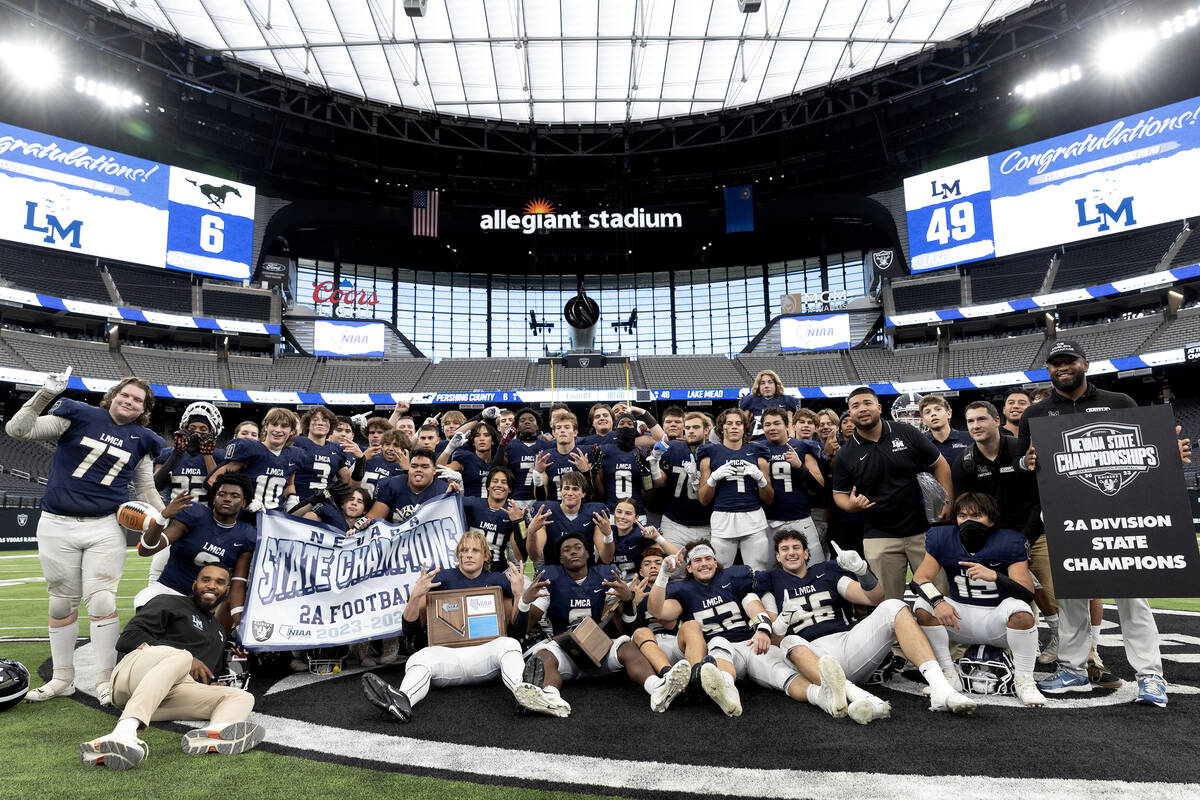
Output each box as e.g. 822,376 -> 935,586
1018,340 -> 1192,707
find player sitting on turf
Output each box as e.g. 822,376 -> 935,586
626,545 -> 703,712
207,407 -> 303,512
606,498 -> 678,581
911,491 -> 1047,708
760,530 -> 977,722
80,563 -> 264,770
516,533 -> 666,715
360,531 -> 568,721
6,372 -> 166,705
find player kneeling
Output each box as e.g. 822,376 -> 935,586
911,492 -> 1046,708
760,531 -> 977,722
360,531 -> 567,721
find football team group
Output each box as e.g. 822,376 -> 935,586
0,337 -> 1189,771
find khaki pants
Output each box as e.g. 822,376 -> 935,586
1027,535 -> 1057,616
864,534 -> 948,601
112,644 -> 253,728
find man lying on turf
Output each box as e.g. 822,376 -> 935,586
80,563 -> 265,770
361,530 -> 568,720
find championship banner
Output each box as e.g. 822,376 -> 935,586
239,493 -> 465,650
1030,405 -> 1200,598
780,313 -> 851,352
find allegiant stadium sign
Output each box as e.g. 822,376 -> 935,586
479,198 -> 682,234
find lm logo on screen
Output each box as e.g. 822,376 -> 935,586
23,201 -> 82,248
1075,195 -> 1136,232
929,179 -> 962,200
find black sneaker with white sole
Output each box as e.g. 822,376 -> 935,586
361,673 -> 412,722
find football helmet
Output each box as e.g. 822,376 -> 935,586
0,657 -> 30,711
182,401 -> 224,437
890,392 -> 924,429
956,644 -> 1016,695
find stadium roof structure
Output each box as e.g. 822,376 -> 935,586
93,0 -> 1040,126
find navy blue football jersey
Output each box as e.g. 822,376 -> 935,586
634,596 -> 674,635
762,438 -> 822,521
504,438 -> 549,501
697,442 -> 769,512
292,435 -> 348,494
660,441 -> 710,527
665,565 -> 757,642
450,448 -> 494,498
598,443 -> 650,512
463,496 -> 523,572
313,502 -> 351,532
925,525 -> 1029,607
538,564 -> 614,635
578,432 -> 616,448
540,447 -> 586,500
361,456 -> 407,496
223,438 -> 303,511
532,500 -> 607,565
755,562 -> 855,642
610,530 -> 654,581
433,567 -> 513,598
41,399 -> 164,517
155,449 -> 226,503
157,503 -> 257,595
374,476 -> 450,522
739,394 -> 799,438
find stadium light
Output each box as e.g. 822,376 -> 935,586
1094,29 -> 1157,75
0,42 -> 60,90
1014,65 -> 1082,99
1159,7 -> 1200,38
74,75 -> 143,108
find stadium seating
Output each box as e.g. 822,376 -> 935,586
946,333 -> 1043,376
1171,225 -> 1200,267
202,289 -> 272,320
968,252 -> 1052,304
532,361 -> 636,390
106,262 -> 194,314
1051,223 -> 1179,290
416,358 -> 528,392
319,359 -> 429,392
850,346 -> 938,381
227,354 -> 318,391
0,242 -> 114,304
1143,307 -> 1200,353
1,330 -> 123,379
891,279 -> 961,313
1057,314 -> 1161,362
738,354 -> 846,388
0,431 -> 54,481
121,345 -> 223,386
641,356 -> 748,390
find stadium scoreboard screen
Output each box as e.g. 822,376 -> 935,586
0,120 -> 255,281
903,95 -> 1200,274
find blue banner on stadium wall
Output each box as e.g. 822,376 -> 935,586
0,120 -> 255,280
904,94 -> 1200,272
1030,405 -> 1200,598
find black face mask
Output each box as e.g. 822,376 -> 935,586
615,427 -> 637,451
958,520 -> 993,554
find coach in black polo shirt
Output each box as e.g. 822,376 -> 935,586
832,386 -> 954,601
953,400 -> 1039,537
1017,339 -> 1189,706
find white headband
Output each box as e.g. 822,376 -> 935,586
687,544 -> 716,564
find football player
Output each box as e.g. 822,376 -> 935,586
661,406 -> 685,441
206,408 -> 302,512
516,533 -> 663,713
436,410 -> 466,457
503,408 -> 550,510
607,498 -> 677,581
697,409 -> 774,570
293,406 -> 353,495
132,473 -> 257,630
759,407 -> 826,564
525,472 -> 611,567
592,413 -> 654,514
530,412 -> 592,502
625,546 -> 701,711
365,449 -> 456,525
294,485 -> 372,536
153,401 -> 225,503
651,411 -> 712,549
231,421 -> 260,440
739,369 -> 799,439
353,428 -> 410,496
462,466 -> 528,572
361,531 -> 568,721
582,403 -> 616,445
919,395 -> 972,464
7,373 -> 166,704
761,530 -> 977,721
911,492 -> 1046,707
438,419 -> 505,498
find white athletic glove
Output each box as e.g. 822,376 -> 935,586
350,413 -> 368,431
482,406 -> 501,421
771,610 -> 794,637
742,462 -> 768,488
247,498 -> 265,513
706,462 -> 738,487
833,541 -> 868,576
446,431 -> 468,453
437,466 -> 464,489
682,459 -> 700,491
41,366 -> 72,396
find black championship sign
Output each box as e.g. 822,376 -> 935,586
0,507 -> 41,550
1030,405 -> 1200,598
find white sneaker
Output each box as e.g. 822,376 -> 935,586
80,734 -> 149,770
288,658 -> 308,672
844,681 -> 889,724
699,662 -> 742,718
847,699 -> 875,724
182,722 -> 266,755
942,667 -> 964,692
1015,677 -> 1047,708
930,686 -> 977,715
513,683 -> 571,718
814,655 -> 848,719
96,682 -> 112,708
650,660 -> 691,713
26,679 -> 75,702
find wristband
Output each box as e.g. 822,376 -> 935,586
641,411 -> 658,429
231,576 -> 248,583
230,605 -> 244,615
857,569 -> 879,592
654,533 -> 666,544
401,615 -> 422,639
353,516 -> 372,531
650,462 -> 663,481
602,533 -> 614,544
517,598 -> 531,613
993,572 -> 1035,602
654,569 -> 670,588
531,470 -> 545,487
706,474 -> 718,487
911,580 -> 945,607
755,474 -> 769,488
139,532 -> 163,550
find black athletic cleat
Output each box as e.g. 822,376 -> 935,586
361,673 -> 412,722
522,653 -> 545,688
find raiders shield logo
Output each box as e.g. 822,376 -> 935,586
872,249 -> 895,271
578,358 -> 590,367
1052,422 -> 1159,497
252,620 -> 275,642
16,514 -> 27,526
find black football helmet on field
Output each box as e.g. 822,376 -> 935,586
0,657 -> 30,711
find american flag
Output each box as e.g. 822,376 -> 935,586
412,189 -> 439,237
